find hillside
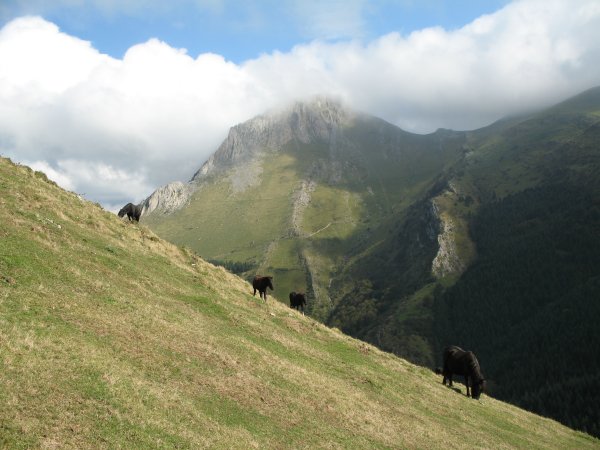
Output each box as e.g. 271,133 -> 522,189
1,156 -> 598,448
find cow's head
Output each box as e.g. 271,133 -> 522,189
472,379 -> 486,399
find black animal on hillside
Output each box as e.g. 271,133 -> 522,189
440,345 -> 486,399
118,202 -> 142,222
289,292 -> 306,312
252,276 -> 273,300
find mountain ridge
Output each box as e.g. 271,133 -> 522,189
143,86 -> 600,217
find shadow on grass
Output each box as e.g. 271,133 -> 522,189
444,385 -> 463,395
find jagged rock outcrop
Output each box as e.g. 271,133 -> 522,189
431,210 -> 466,278
141,181 -> 194,216
429,181 -> 475,279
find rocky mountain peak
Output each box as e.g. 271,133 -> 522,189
143,97 -> 356,218
191,97 -> 354,181
140,181 -> 193,216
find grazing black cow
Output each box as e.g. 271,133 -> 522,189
252,276 -> 273,300
118,202 -> 142,222
440,345 -> 486,399
289,292 -> 306,312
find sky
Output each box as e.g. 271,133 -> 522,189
1,0 -> 600,211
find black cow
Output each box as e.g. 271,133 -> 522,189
289,292 -> 306,312
118,202 -> 142,222
252,276 -> 273,300
440,345 -> 486,399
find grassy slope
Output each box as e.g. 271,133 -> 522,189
1,157 -> 597,448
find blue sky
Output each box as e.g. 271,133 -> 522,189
1,0 -> 600,210
1,1 -> 510,62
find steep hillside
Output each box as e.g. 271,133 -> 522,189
2,156 -> 598,448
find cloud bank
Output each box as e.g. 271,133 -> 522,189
1,0 -> 600,210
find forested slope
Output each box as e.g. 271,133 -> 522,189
433,87 -> 600,437
434,183 -> 600,436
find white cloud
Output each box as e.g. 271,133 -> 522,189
26,158 -> 154,212
0,17 -> 107,96
1,0 -> 600,210
27,160 -> 75,191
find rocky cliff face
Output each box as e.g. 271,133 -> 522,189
430,208 -> 465,278
141,181 -> 194,216
191,97 -> 355,181
429,180 -> 476,279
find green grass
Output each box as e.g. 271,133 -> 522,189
1,156 -> 598,448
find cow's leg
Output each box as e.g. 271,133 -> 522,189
465,376 -> 471,397
253,287 -> 257,296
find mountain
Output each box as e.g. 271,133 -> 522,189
142,88 -> 600,438
143,98 -> 467,324
3,156 -> 598,447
